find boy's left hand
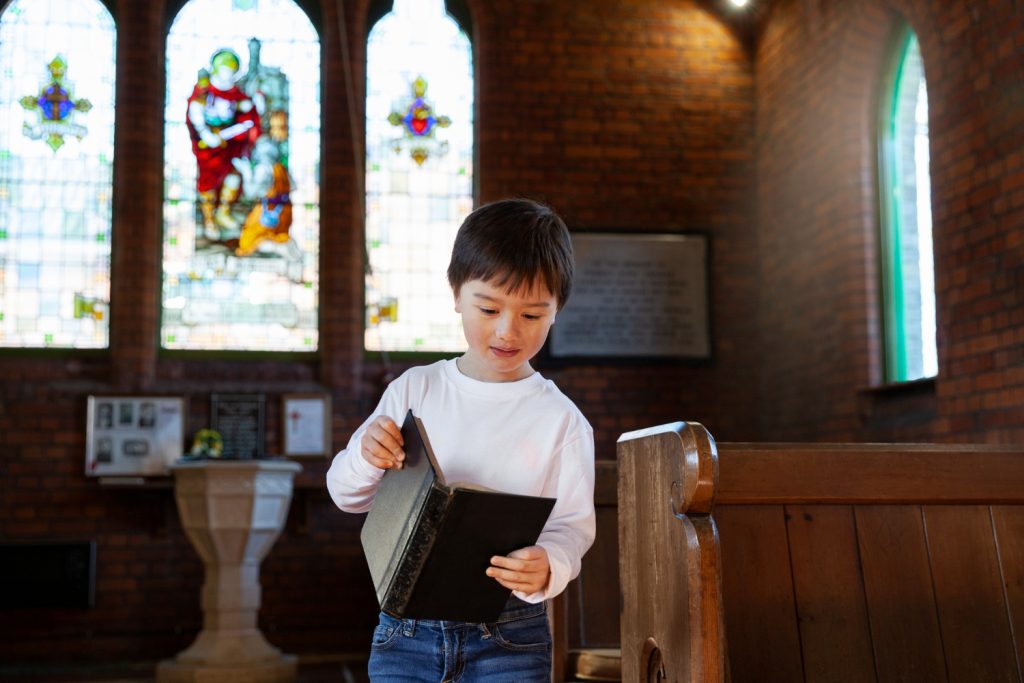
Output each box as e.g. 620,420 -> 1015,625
486,545 -> 550,595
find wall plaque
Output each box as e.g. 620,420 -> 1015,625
211,393 -> 266,459
549,232 -> 711,359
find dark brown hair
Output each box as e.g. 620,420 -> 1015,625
447,199 -> 574,309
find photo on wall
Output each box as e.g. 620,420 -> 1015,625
85,396 -> 185,477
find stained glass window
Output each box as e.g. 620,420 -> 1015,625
163,0 -> 320,351
879,30 -> 937,381
365,0 -> 473,352
0,0 -> 116,348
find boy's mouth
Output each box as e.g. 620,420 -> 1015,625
490,346 -> 519,358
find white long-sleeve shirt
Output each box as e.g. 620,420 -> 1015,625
326,358 -> 596,603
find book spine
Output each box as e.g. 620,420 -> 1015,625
372,476 -> 432,603
382,483 -> 451,616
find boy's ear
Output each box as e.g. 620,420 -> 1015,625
453,288 -> 462,313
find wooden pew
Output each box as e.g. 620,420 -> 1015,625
551,459 -> 621,682
552,422 -> 724,683
716,442 -> 1024,683
612,424 -> 1024,682
618,422 -> 727,682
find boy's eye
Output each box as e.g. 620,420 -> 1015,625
523,314 -> 541,321
479,307 -> 498,315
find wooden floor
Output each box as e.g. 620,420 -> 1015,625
0,657 -> 370,683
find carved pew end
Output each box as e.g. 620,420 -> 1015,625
617,421 -> 727,683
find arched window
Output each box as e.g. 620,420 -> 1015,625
162,0 -> 320,351
365,0 -> 473,353
878,28 -> 937,382
0,0 -> 116,348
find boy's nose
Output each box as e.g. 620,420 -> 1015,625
495,317 -> 517,340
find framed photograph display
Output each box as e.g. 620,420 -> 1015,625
282,393 -> 331,458
86,396 -> 185,477
548,232 -> 711,360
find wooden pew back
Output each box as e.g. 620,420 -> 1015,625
559,434 -> 1024,682
551,459 -> 621,682
716,442 -> 1024,683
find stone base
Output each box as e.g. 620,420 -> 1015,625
156,654 -> 297,683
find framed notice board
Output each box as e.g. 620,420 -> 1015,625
282,393 -> 331,458
548,232 -> 711,360
85,396 -> 185,476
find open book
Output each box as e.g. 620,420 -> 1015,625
359,409 -> 556,623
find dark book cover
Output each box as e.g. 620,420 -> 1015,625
359,410 -> 555,623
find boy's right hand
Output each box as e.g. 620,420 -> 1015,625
360,416 -> 405,470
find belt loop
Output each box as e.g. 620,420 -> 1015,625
402,618 -> 417,637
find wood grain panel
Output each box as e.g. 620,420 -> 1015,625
594,460 -> 617,506
786,505 -> 875,683
565,573 -> 581,654
855,505 -> 948,682
991,506 -> 1024,681
618,430 -> 693,681
717,505 -> 804,683
554,461 -> 622,682
618,423 -> 725,682
550,588 -> 567,683
565,461 -> 619,651
924,506 -> 1018,683
577,504 -> 620,647
717,445 -> 1024,504
687,515 -> 727,682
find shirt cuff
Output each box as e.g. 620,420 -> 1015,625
512,541 -> 567,604
349,448 -> 387,481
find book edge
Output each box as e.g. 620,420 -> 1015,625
381,481 -> 452,615
371,469 -> 437,605
412,413 -> 447,488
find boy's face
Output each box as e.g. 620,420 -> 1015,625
454,277 -> 558,382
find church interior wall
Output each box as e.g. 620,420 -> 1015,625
0,0 -> 1020,667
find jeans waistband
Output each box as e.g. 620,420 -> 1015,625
383,594 -> 546,626
495,594 -> 546,622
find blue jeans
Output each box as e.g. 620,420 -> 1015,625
367,598 -> 551,682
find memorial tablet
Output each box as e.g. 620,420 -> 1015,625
550,232 -> 710,359
211,393 -> 266,459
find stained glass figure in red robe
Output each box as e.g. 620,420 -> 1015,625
186,48 -> 261,241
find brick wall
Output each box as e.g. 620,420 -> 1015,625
754,0 -> 1024,442
473,0 -> 759,444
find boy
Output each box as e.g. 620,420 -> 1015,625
326,199 -> 595,681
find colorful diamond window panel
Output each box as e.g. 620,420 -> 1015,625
20,55 -> 93,152
162,0 -> 320,351
365,0 -> 474,353
387,76 -> 451,166
0,0 -> 116,348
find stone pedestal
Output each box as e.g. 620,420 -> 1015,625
157,459 -> 302,683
